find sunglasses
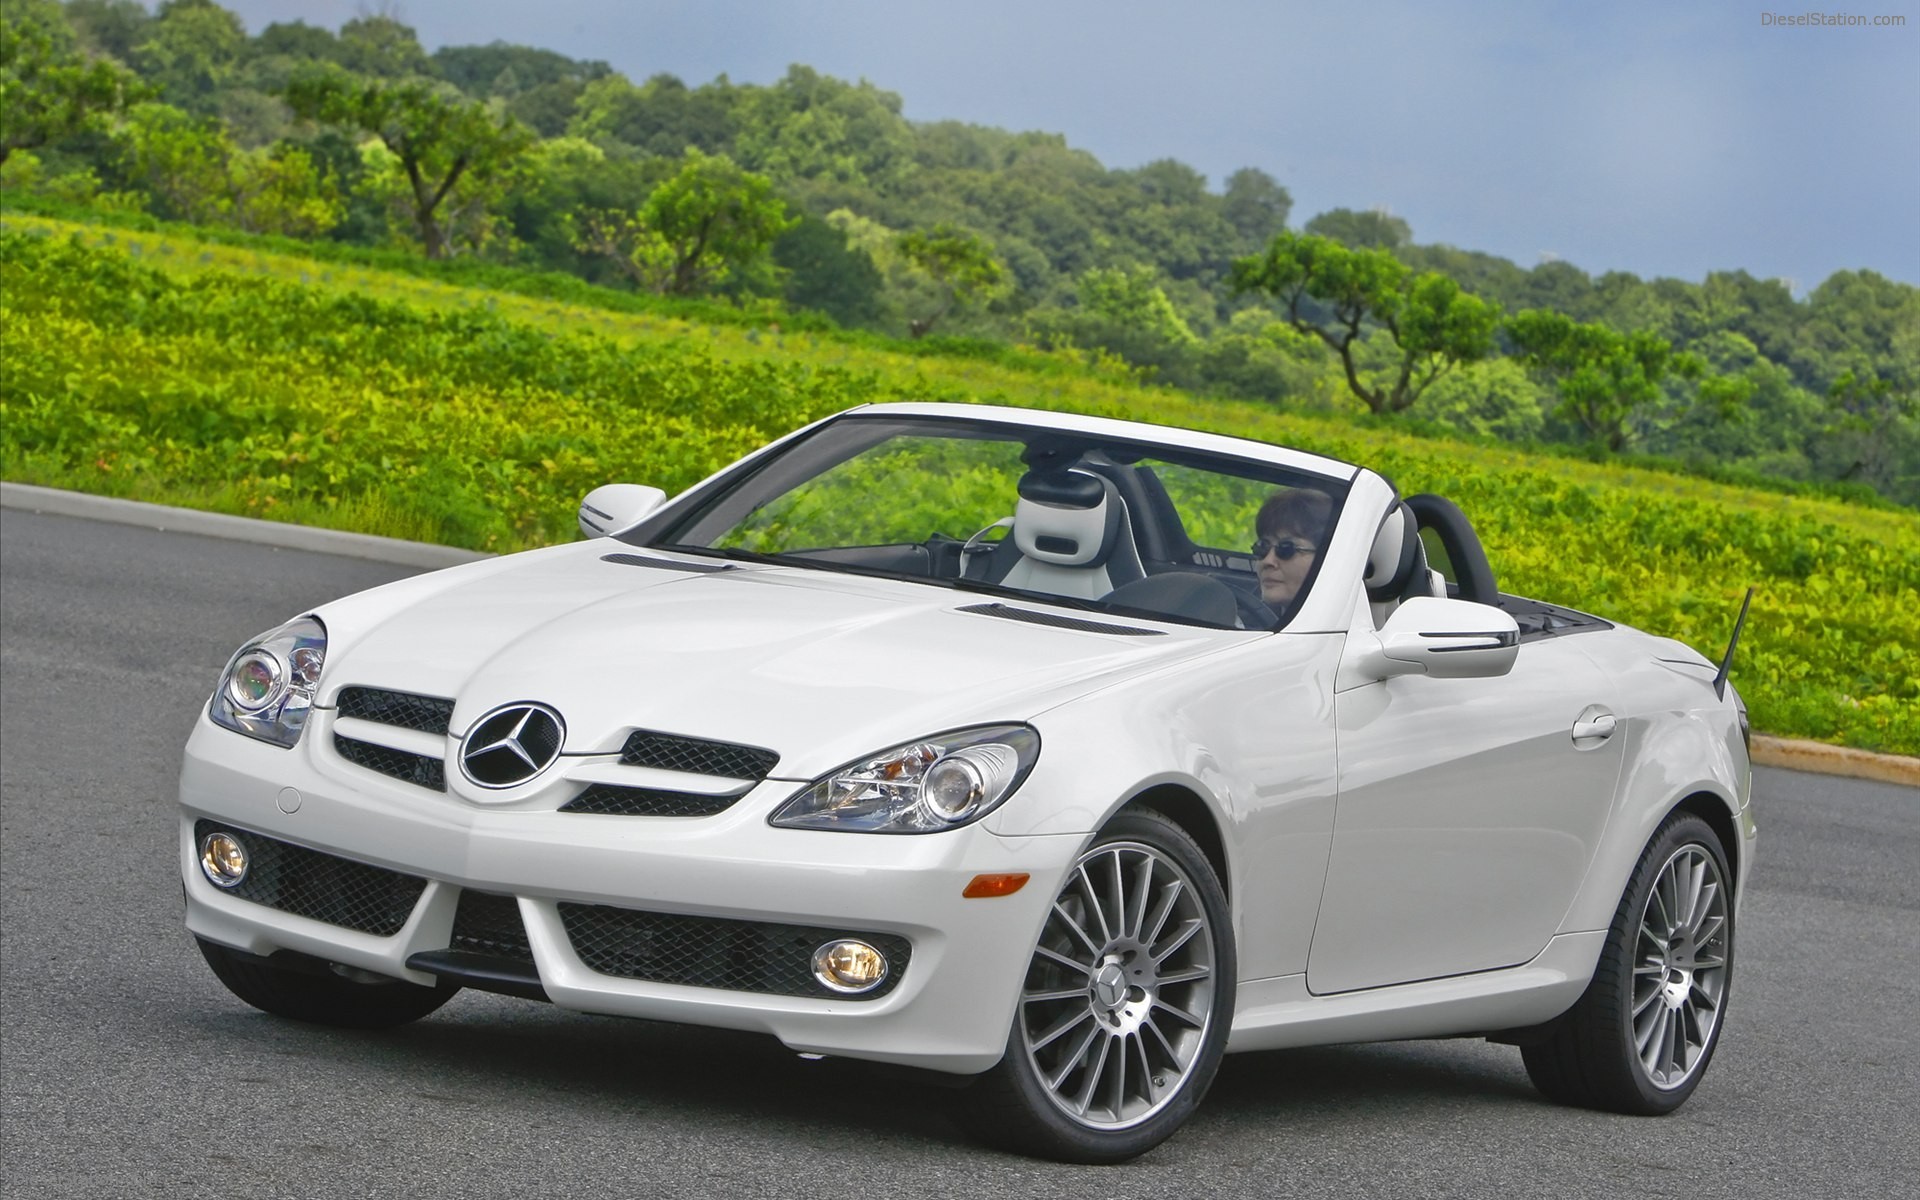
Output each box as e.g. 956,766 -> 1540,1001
1252,538 -> 1314,561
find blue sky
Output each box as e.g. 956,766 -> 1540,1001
218,0 -> 1918,291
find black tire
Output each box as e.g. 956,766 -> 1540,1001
196,937 -> 459,1030
1522,812 -> 1734,1114
954,808 -> 1236,1163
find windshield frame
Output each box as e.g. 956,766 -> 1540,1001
619,412 -> 1352,631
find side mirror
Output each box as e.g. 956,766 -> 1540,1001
578,484 -> 666,539
1339,596 -> 1520,689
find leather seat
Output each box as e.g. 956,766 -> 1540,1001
981,468 -> 1146,601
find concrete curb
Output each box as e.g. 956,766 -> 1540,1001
1750,736 -> 1920,788
6,481 -> 1915,788
1,481 -> 493,570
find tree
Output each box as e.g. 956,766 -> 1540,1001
1505,310 -> 1706,450
1,0 -> 144,166
569,148 -> 792,296
335,15 -> 431,79
113,99 -> 342,235
1220,167 -> 1292,250
772,212 -> 883,326
132,0 -> 244,111
895,222 -> 1008,338
284,71 -> 531,258
1231,231 -> 1500,413
1303,206 -> 1411,250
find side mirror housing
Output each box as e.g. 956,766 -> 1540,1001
1339,596 -> 1520,689
578,484 -> 666,539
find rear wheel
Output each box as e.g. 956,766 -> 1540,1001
955,809 -> 1235,1163
197,937 -> 459,1030
1523,812 -> 1733,1113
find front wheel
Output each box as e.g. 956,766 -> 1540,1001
1522,812 -> 1734,1114
197,937 -> 459,1030
955,808 -> 1236,1163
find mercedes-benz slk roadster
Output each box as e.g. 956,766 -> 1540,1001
180,402 -> 1753,1162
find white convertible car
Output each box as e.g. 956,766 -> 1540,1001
180,403 -> 1754,1162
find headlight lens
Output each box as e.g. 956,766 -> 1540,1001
770,725 -> 1039,834
209,616 -> 327,748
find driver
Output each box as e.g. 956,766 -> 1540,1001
1253,488 -> 1333,609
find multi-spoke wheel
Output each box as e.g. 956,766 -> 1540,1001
955,809 -> 1235,1163
1522,812 -> 1734,1114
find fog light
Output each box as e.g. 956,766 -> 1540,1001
199,831 -> 248,888
812,940 -> 888,994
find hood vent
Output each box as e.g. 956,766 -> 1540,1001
956,602 -> 1163,637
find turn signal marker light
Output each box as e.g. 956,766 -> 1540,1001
962,873 -> 1030,899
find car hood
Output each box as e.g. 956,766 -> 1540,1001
315,544 -> 1241,779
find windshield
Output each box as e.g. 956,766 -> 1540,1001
635,415 -> 1348,630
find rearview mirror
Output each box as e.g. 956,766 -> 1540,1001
578,484 -> 666,539
1340,596 -> 1520,688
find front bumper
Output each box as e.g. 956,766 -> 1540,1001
179,712 -> 1083,1074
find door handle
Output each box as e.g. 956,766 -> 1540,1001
1571,709 -> 1617,746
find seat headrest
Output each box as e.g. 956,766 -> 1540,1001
1365,503 -> 1421,602
1013,470 -> 1124,567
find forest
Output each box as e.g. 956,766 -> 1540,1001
2,0 -> 1916,509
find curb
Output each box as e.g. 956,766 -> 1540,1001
6,481 -> 1915,788
1749,736 -> 1920,789
1,481 -> 493,571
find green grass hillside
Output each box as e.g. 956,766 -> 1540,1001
2,216 -> 1913,755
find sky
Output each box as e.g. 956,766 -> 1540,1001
215,0 -> 1919,292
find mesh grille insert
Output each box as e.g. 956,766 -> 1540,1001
335,686 -> 454,735
619,731 -> 779,781
559,904 -> 909,1001
560,784 -> 743,817
196,820 -> 425,936
335,734 -> 446,791
450,890 -> 533,964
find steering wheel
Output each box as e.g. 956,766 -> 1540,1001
1221,577 -> 1279,630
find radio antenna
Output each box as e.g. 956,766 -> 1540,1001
1712,587 -> 1755,701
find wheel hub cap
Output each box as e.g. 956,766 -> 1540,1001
1632,844 -> 1730,1090
1015,841 -> 1217,1131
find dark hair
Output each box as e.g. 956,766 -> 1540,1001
1256,488 -> 1333,542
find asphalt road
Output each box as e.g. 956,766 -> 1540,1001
2,508 -> 1913,1199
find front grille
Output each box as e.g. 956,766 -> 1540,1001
196,820 -> 425,936
335,686 -> 454,734
450,890 -> 533,964
559,903 -> 910,1000
559,784 -> 742,817
619,731 -> 779,781
334,734 -> 446,791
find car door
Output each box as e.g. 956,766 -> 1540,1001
1308,632 -> 1624,995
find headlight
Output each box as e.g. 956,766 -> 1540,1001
209,616 -> 327,748
770,725 -> 1039,834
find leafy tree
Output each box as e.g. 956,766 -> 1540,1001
1221,167 -> 1292,250
432,42 -> 609,96
895,222 -> 1007,337
131,0 -> 244,111
1303,206 -> 1411,250
112,99 -> 341,235
1,0 -> 144,166
1231,231 -> 1500,413
1078,264 -> 1196,345
284,71 -> 532,258
335,15 -> 431,80
63,0 -> 150,62
732,65 -> 914,188
1505,309 -> 1708,450
569,148 -> 793,295
568,72 -> 741,158
772,212 -> 883,326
